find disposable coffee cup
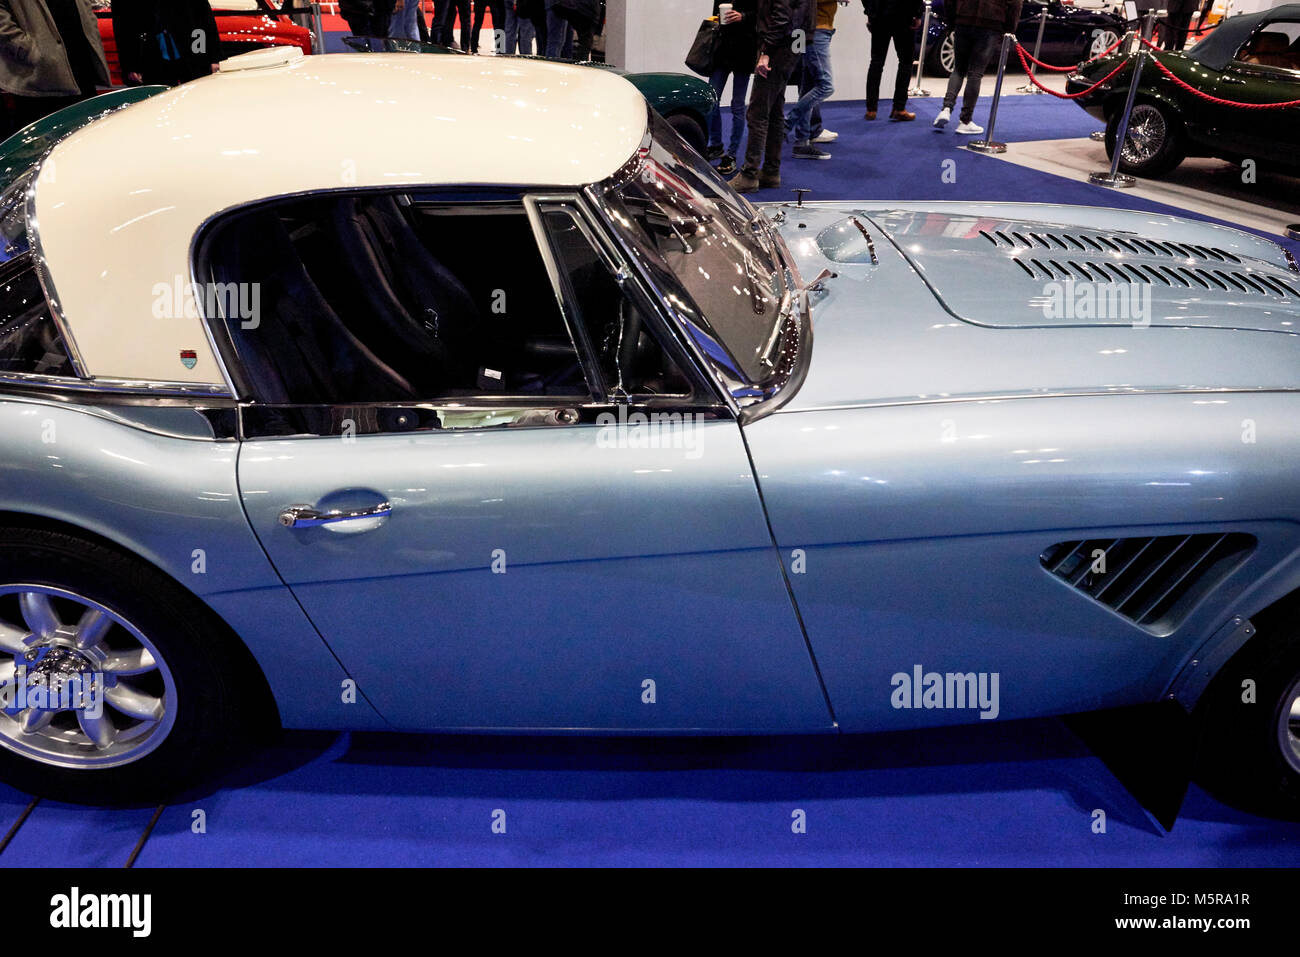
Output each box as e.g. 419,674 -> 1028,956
719,3 -> 733,20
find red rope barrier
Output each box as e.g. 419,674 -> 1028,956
1015,44 -> 1132,98
1134,35 -> 1300,109
1018,31 -> 1130,72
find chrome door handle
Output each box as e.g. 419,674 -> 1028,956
278,501 -> 392,528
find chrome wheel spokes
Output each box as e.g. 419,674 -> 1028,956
1279,677 -> 1300,776
0,585 -> 177,769
19,592 -> 60,640
1120,104 -> 1165,165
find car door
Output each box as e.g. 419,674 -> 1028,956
201,188 -> 832,733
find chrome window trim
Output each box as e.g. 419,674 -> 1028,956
580,183 -> 741,419
24,158 -> 88,379
521,193 -> 606,402
528,193 -> 725,409
0,371 -> 231,396
235,398 -> 729,440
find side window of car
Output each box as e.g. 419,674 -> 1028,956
199,191 -> 595,407
1237,23 -> 1300,72
538,206 -> 693,399
0,258 -> 74,379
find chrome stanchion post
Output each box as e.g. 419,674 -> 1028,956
310,2 -> 325,55
967,32 -> 1013,154
1016,6 -> 1048,94
1088,27 -> 1148,187
909,1 -> 933,97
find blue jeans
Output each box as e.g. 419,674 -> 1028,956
788,28 -> 835,143
544,1 -> 571,58
708,68 -> 750,155
503,1 -> 537,54
390,0 -> 421,40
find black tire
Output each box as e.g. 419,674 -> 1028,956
1194,597 -> 1300,818
664,111 -> 708,155
0,527 -> 263,805
1104,99 -> 1185,178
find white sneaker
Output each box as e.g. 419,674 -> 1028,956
933,107 -> 950,129
812,129 -> 838,143
955,120 -> 984,135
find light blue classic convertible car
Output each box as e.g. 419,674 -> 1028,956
2,48 -> 1300,817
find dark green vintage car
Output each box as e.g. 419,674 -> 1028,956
342,37 -> 718,153
1066,4 -> 1300,177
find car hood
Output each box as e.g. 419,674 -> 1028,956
769,201 -> 1300,412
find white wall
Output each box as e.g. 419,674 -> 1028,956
607,0 -> 915,106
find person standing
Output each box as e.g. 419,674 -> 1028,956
471,0 -> 504,52
0,0 -> 108,130
545,0 -> 597,61
1161,0 -> 1196,51
863,0 -> 921,121
390,0 -> 422,40
729,0 -> 815,193
519,0 -> 547,50
340,0 -> 397,37
933,0 -> 1020,134
113,0 -> 222,86
788,0 -> 838,159
706,0 -> 756,175
502,0 -> 538,53
436,0 -> 471,47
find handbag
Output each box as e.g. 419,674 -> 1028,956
685,17 -> 722,76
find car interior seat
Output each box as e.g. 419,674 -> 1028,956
1240,31 -> 1296,68
209,211 -> 418,405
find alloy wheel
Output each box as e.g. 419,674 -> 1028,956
939,33 -> 957,74
1090,29 -> 1119,59
0,585 -> 177,769
1277,673 -> 1300,776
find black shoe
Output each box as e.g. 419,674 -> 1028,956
718,153 -> 737,176
706,144 -> 725,161
793,141 -> 831,160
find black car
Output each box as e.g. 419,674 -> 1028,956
922,0 -> 1125,75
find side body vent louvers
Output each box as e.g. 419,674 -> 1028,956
979,228 -> 1299,299
1039,533 -> 1256,633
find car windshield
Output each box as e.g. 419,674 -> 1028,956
596,110 -> 798,394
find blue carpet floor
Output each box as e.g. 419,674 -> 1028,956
4,92 -> 1299,867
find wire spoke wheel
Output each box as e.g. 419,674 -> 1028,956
1119,103 -> 1167,165
0,585 -> 176,769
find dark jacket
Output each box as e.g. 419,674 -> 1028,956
711,0 -> 758,73
953,0 -> 1022,33
0,0 -> 108,97
553,0 -> 600,23
861,0 -> 924,24
112,0 -> 221,86
754,0 -> 815,58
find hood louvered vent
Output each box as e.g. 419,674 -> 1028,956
979,229 -> 1300,299
1039,533 -> 1256,632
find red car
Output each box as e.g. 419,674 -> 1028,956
93,0 -> 313,86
